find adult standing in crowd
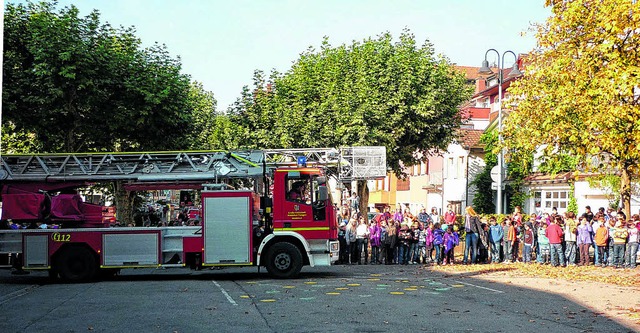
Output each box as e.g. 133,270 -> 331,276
356,216 -> 369,265
385,219 -> 397,264
345,218 -> 358,264
418,207 -> 430,226
463,206 -> 482,265
582,205 -> 594,223
369,219 -> 381,264
430,207 -> 440,225
444,204 -> 456,229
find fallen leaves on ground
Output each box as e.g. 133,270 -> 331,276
426,262 -> 640,288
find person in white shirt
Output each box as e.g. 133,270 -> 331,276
355,216 -> 370,264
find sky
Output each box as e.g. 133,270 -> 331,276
15,0 -> 551,111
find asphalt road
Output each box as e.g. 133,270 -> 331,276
0,264 -> 634,333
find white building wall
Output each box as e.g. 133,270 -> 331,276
443,143 -> 471,208
525,180 -> 640,216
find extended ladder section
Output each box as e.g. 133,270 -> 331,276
264,146 -> 387,181
0,146 -> 387,183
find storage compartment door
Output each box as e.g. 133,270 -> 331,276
204,196 -> 250,264
24,235 -> 49,268
102,233 -> 159,267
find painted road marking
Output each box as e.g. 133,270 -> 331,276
304,281 -> 317,285
390,291 -> 405,295
0,285 -> 39,306
326,292 -> 341,295
260,299 -> 276,302
283,286 -> 296,289
212,281 -> 237,306
453,280 -> 504,293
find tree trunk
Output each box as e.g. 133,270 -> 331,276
620,166 -> 631,219
114,181 -> 137,226
357,180 -> 369,216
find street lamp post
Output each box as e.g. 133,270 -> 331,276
479,49 -> 522,215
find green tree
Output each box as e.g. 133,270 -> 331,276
3,1 -> 197,153
224,30 -> 472,208
504,0 -> 640,218
472,131 -> 497,214
3,2 -> 217,223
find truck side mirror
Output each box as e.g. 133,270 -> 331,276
318,185 -> 328,201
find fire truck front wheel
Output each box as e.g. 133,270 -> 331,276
265,242 -> 303,279
56,246 -> 98,282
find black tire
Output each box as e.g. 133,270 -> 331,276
265,242 -> 303,279
56,246 -> 98,282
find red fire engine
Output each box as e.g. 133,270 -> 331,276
0,147 -> 386,281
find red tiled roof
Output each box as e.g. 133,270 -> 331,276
456,128 -> 484,149
453,66 -> 482,80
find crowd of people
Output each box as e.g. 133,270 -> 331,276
336,204 -> 640,269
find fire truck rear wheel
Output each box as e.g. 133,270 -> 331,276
56,246 -> 98,282
265,242 -> 303,279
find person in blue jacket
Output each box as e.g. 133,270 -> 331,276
489,217 -> 504,263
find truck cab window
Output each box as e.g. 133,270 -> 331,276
286,175 -> 311,204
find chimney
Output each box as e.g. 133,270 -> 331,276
475,78 -> 486,94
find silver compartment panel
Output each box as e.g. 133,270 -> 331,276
24,235 -> 49,268
204,195 -> 250,264
103,233 -> 159,266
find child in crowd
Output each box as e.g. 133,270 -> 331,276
443,225 -> 459,265
522,223 -> 535,263
424,222 -> 434,263
576,216 -> 593,266
594,220 -> 609,267
433,223 -> 445,265
397,222 -> 412,265
489,217 -> 503,263
611,219 -> 628,269
417,224 -> 427,264
505,218 -> 517,263
537,223 -> 550,264
625,219 -> 638,269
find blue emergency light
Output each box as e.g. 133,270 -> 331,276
297,156 -> 307,167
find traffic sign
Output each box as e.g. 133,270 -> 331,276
490,165 -> 503,183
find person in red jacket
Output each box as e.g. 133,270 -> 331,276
546,216 -> 565,267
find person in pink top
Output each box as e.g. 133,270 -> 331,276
545,216 -> 565,267
444,204 -> 456,227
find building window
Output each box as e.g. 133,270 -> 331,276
534,189 -> 570,213
458,156 -> 465,179
420,161 -> 427,175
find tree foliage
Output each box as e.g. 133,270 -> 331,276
223,30 -> 472,174
3,1 -> 212,153
2,1 -> 218,224
504,0 -> 640,217
472,131 -> 497,214
219,30 -> 472,210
